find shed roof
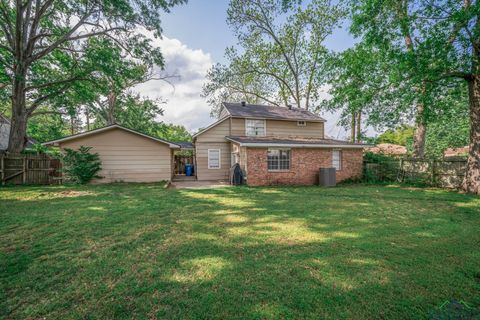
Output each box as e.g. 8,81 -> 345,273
0,113 -> 9,124
222,102 -> 326,122
175,141 -> 194,149
0,113 -> 37,150
226,136 -> 370,148
43,124 -> 180,148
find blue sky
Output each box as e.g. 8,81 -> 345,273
161,0 -> 235,63
161,0 -> 356,60
135,0 -> 362,138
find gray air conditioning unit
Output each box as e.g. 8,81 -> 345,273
319,167 -> 336,187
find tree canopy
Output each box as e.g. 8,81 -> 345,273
0,0 -> 186,152
203,0 -> 343,115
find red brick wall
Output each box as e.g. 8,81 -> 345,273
245,148 -> 363,186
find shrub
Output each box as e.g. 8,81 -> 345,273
62,146 -> 102,184
363,152 -> 401,182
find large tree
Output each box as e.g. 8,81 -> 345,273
92,92 -> 164,132
82,37 -> 174,126
324,44 -> 389,143
348,0 -> 445,158
350,0 -> 480,193
0,0 -> 185,152
203,0 -> 342,115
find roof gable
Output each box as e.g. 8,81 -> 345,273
222,102 -> 325,122
0,113 -> 10,124
0,113 -> 37,150
192,116 -> 230,139
43,124 -> 180,148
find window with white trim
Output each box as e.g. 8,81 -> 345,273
332,150 -> 342,170
208,149 -> 221,169
297,121 -> 306,127
245,119 -> 266,136
267,149 -> 290,171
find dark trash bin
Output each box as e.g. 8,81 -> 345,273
231,163 -> 244,185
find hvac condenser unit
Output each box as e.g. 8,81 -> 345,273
319,168 -> 336,187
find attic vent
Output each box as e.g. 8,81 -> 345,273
241,101 -> 246,106
297,121 -> 306,127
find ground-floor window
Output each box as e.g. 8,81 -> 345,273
208,149 -> 221,169
332,150 -> 342,170
267,149 -> 290,171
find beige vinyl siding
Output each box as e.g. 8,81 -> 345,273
194,117 -> 232,180
195,142 -> 231,180
219,108 -> 230,119
230,118 -> 324,138
195,117 -> 231,143
58,127 -> 172,183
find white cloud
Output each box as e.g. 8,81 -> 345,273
134,36 -> 215,133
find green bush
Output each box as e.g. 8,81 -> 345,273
62,146 -> 102,184
363,152 -> 401,182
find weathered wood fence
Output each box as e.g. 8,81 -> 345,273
364,158 -> 467,188
0,153 -> 62,185
174,155 -> 194,175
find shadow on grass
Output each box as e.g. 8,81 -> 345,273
1,184 -> 479,319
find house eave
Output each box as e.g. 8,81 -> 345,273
230,116 -> 326,123
235,143 -> 368,148
225,138 -> 370,149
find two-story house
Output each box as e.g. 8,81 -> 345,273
193,102 -> 366,186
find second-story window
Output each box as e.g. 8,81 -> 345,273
297,121 -> 306,127
246,119 -> 266,136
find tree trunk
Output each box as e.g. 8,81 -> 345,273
462,77 -> 480,194
8,108 -> 28,153
7,64 -> 28,153
356,111 -> 362,142
106,91 -> 117,125
351,112 -> 356,142
86,106 -> 90,131
412,103 -> 426,158
70,115 -> 75,135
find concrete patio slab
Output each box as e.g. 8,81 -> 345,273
169,180 -> 230,189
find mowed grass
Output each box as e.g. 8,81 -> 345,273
1,183 -> 479,319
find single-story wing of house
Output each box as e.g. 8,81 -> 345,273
44,102 -> 370,185
44,124 -> 183,183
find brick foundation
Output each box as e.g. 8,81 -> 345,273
245,148 -> 363,186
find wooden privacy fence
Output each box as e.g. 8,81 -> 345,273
0,153 -> 62,185
364,158 -> 467,188
174,155 -> 194,175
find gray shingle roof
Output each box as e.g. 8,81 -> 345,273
226,136 -> 370,147
0,113 -> 37,149
0,113 -> 10,124
222,102 -> 325,122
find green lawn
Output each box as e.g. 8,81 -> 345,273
1,183 -> 479,319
